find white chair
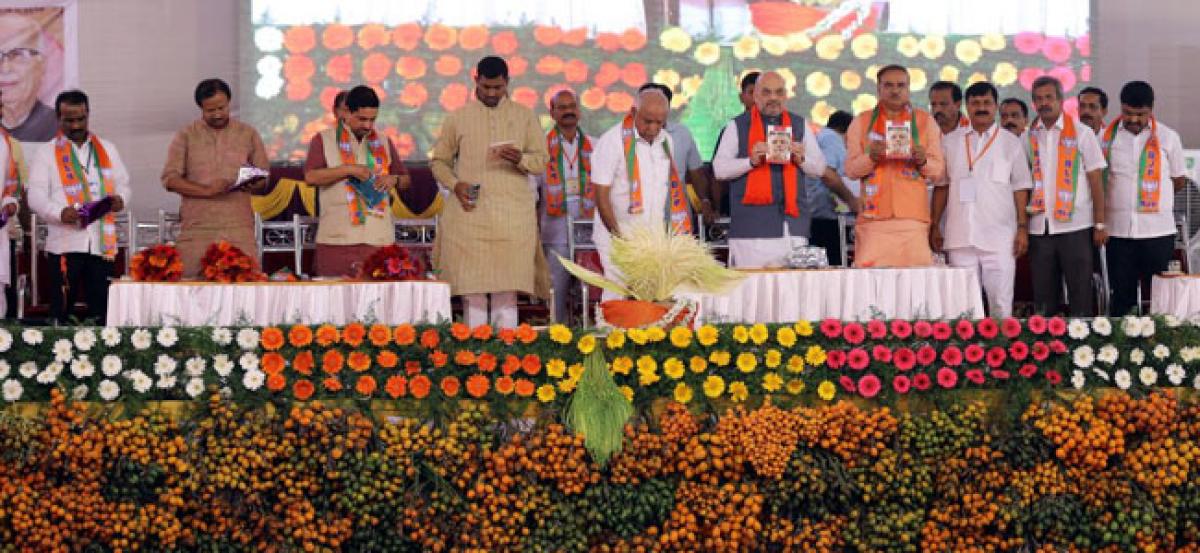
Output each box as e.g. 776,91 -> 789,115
255,213 -> 313,275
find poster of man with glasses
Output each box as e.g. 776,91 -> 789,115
0,3 -> 76,143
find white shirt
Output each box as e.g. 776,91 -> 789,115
590,122 -> 675,250
1104,119 -> 1187,239
28,135 -> 131,256
0,136 -> 19,212
712,117 -> 827,181
535,131 -> 593,245
1026,114 -> 1107,236
939,123 -> 1033,253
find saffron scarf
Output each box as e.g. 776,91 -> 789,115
860,105 -> 919,219
544,126 -> 593,218
1028,115 -> 1080,222
621,114 -> 692,234
1100,117 -> 1161,213
336,122 -> 389,226
1,129 -> 18,202
53,132 -> 117,259
742,106 -> 801,217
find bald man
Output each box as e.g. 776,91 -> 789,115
0,13 -> 55,141
590,89 -> 692,299
713,71 -> 857,268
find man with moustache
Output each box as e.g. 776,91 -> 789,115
0,13 -> 55,142
713,71 -> 856,268
535,89 -> 593,323
930,81 -> 967,135
27,90 -> 131,323
1000,97 -> 1030,136
162,79 -> 270,277
845,65 -> 944,267
1078,86 -> 1108,135
1099,81 -> 1189,315
1026,76 -> 1108,316
432,56 -> 548,328
931,82 -> 1032,317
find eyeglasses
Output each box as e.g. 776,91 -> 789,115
0,48 -> 41,66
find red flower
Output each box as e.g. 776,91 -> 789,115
977,318 -> 999,339
478,352 -> 498,373
1014,32 -> 1044,54
362,52 -> 392,83
1032,341 -> 1050,361
892,374 -> 912,394
937,367 -> 959,388
866,319 -> 887,339
405,360 -> 422,376
1047,317 -> 1067,337
914,320 -> 933,338
1018,67 -> 1046,91
842,323 -> 866,345
1019,363 -> 1038,379
838,375 -> 857,393
1045,370 -> 1063,385
932,321 -> 952,341
1009,341 -> 1030,361
871,345 -> 892,363
1028,315 -> 1048,334
894,347 -> 916,371
465,374 -> 489,398
858,374 -> 882,399
964,344 -> 985,364
890,320 -> 913,339
913,372 -> 932,391
820,318 -> 843,338
424,23 -> 457,51
826,350 -> 847,369
434,54 -> 463,77
1049,340 -> 1067,354
991,369 -> 1011,380
293,379 -> 314,400
965,369 -> 986,385
955,319 -> 975,340
847,348 -> 870,370
941,346 -> 964,367
1001,318 -> 1022,338
1041,36 -> 1073,63
916,345 -> 937,367
986,346 -> 1007,368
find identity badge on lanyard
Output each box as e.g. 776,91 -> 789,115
960,130 -> 998,203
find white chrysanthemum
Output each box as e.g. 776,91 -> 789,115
184,356 -> 206,378
1067,319 -> 1089,340
237,328 -> 260,350
254,26 -> 284,53
98,379 -> 120,401
1129,348 -> 1145,366
73,328 -> 97,351
126,370 -> 153,394
0,360 -> 8,380
157,327 -> 179,348
71,384 -> 88,401
211,327 -> 233,346
1139,367 -> 1158,387
1093,368 -> 1110,381
185,377 -> 205,398
1182,347 -> 1200,363
239,352 -> 259,372
1142,317 -> 1156,337
1167,364 -> 1186,386
1071,370 -> 1086,390
1091,318 -> 1112,336
1165,315 -> 1182,328
131,329 -> 153,350
1072,345 -> 1094,368
18,361 -> 37,379
213,355 -> 234,378
1153,344 -> 1171,360
255,74 -> 283,100
1194,373 -> 1200,390
2,379 -> 22,401
157,374 -> 178,389
219,386 -> 233,399
70,356 -> 95,379
1122,316 -> 1143,337
101,355 -> 122,377
36,362 -> 62,384
1097,345 -> 1119,365
242,369 -> 265,391
1114,369 -> 1132,390
256,54 -> 282,76
21,328 -> 43,345
154,355 -> 178,376
52,339 -> 73,362
0,328 -> 12,352
100,327 -> 122,347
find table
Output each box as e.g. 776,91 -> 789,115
687,267 -> 985,323
1151,275 -> 1200,319
107,280 -> 452,327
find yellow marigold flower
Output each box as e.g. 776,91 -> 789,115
638,368 -> 660,387
909,67 -> 928,91
606,329 -> 626,350
810,100 -> 835,125
618,385 -> 634,403
611,356 -> 633,375
776,68 -> 798,94
646,326 -> 667,343
709,350 -> 731,367
896,35 -> 919,58
659,26 -> 692,53
733,35 -> 760,60
749,324 -> 769,345
654,68 -> 681,90
669,326 -> 693,348
761,34 -> 788,56
980,32 -> 1005,51
732,325 -> 749,344
851,33 -> 878,59
920,34 -> 946,59
729,381 -> 749,402
763,372 -> 784,392
805,71 -> 832,97
558,377 -> 578,393
815,34 -> 844,60
693,41 -> 720,65
681,75 -> 703,97
787,354 -> 806,373
546,358 -> 567,379
577,334 -> 596,354
548,324 -> 573,344
664,358 -> 686,380
674,383 -> 694,404
991,62 -> 1017,87
840,70 -> 861,91
776,327 -> 797,348
627,328 -> 648,345
636,355 -> 657,373
805,345 -> 827,367
967,71 -> 987,84
787,379 -> 806,395
703,375 -> 725,398
787,32 -> 813,52
569,363 -> 585,380
689,356 -> 709,373
736,352 -> 758,373
864,64 -> 882,83
794,320 -> 813,336
696,324 -> 719,347
765,349 -> 782,368
818,380 -> 837,401
955,38 -> 982,65
852,93 -> 877,114
537,384 -> 557,403
939,65 -> 960,83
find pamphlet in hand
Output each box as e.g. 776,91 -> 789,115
488,140 -> 515,161
349,174 -> 389,208
77,196 -> 115,227
228,165 -> 270,191
766,125 -> 792,164
885,121 -> 913,160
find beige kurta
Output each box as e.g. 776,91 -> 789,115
431,97 -> 549,297
311,127 -> 397,246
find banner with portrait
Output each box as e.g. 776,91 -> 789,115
0,0 -> 78,144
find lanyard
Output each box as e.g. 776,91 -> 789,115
68,142 -> 98,201
965,127 -> 999,173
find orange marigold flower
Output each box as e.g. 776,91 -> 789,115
368,324 -> 391,347
472,324 -> 494,341
562,27 -> 588,46
516,323 -> 538,343
399,82 -> 428,108
454,350 -> 477,366
288,325 -> 313,347
357,23 -> 389,50
323,377 -> 343,392
498,327 -> 516,345
266,372 -> 287,392
434,54 -> 462,76
395,324 -> 417,346
316,324 -> 340,346
595,32 -> 621,52
621,63 -> 647,88
362,52 -> 392,83
355,375 -> 377,396
465,374 -> 490,398
430,350 -> 448,368
535,55 -> 565,75
419,328 -> 441,349
325,53 -> 353,83
580,87 -> 607,111
425,23 -> 457,51
395,56 -> 426,80
284,55 -> 316,81
284,26 -> 316,54
512,86 -> 539,109
348,351 -> 372,373
502,355 -> 521,376
439,82 -> 469,111
440,376 -> 461,397
392,22 -> 422,51
606,91 -> 634,114
620,27 -> 647,51
495,375 -> 515,395
410,375 -> 431,398
262,352 -> 287,376
322,23 -> 355,50
322,350 -> 345,374
450,322 -> 471,341
508,55 -> 528,77
564,59 -> 589,83
491,30 -> 519,55
459,25 -> 489,50
405,360 -> 422,375
478,352 -> 498,372
286,79 -> 309,99
385,375 -> 407,398
261,327 -> 285,351
293,379 -> 315,400
533,25 -> 563,46
594,62 -> 620,87
522,354 -> 542,376
342,323 -> 367,347
376,350 -> 399,369
514,378 -> 535,397
293,351 -> 315,375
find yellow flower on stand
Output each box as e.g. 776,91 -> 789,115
569,363 -> 585,380
611,356 -> 633,376
794,320 -> 813,336
787,355 -> 806,373
669,326 -> 693,348
689,356 -> 709,373
815,34 -> 844,60
664,358 -> 686,380
729,381 -> 749,402
763,372 -> 784,392
546,358 -> 567,379
646,326 -> 667,343
659,26 -> 693,53
558,377 -> 578,393
733,35 -> 760,60
805,71 -> 832,97
577,335 -> 596,354
765,349 -> 782,368
776,68 -> 798,95
693,42 -> 720,65
654,68 -> 682,90
810,101 -> 835,126
548,324 -> 573,344
703,375 -> 726,398
537,384 -> 557,402
787,32 -> 813,52
636,355 -> 657,374
618,385 -> 634,403
840,70 -> 862,91
920,34 -> 946,58
709,350 -> 732,367
638,366 -> 660,386
732,325 -> 750,344
749,323 -> 769,345
606,329 -> 626,350
627,328 -> 649,345
776,327 -> 797,348
674,382 -> 694,404
955,38 -> 983,65
696,324 -> 719,347
817,380 -> 837,401
786,379 -> 806,395
909,67 -> 928,91
980,32 -> 1006,51
852,93 -> 878,114
681,75 -> 704,97
761,34 -> 788,56
896,35 -> 920,58
851,33 -> 878,59
967,72 -> 987,84
736,352 -> 758,373
992,62 -> 1017,86
805,345 -> 827,367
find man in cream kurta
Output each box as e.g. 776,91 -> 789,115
431,56 -> 549,329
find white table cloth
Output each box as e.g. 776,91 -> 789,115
688,267 -> 985,323
1151,275 -> 1200,319
107,280 -> 452,327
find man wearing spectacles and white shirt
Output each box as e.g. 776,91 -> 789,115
0,13 -> 56,142
931,81 -> 1032,318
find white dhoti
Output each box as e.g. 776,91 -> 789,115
729,223 -> 809,269
948,246 -> 1015,317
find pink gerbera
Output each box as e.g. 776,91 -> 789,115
964,344 -> 985,364
916,345 -> 938,366
965,369 -> 986,385
955,319 -> 975,340
1028,315 -> 1048,335
866,319 -> 887,339
914,320 -> 934,338
820,318 -> 843,338
871,345 -> 893,363
826,349 -> 847,369
937,367 -> 959,388
1009,341 -> 1030,361
941,346 -> 964,367
913,372 -> 932,390
890,320 -> 913,339
847,348 -> 870,370
1001,318 -> 1022,338
977,318 -> 999,339
1019,363 -> 1038,379
1047,317 -> 1067,337
839,375 -> 857,392
858,374 -> 882,398
1032,341 -> 1050,361
985,346 -> 1007,368
892,374 -> 912,394
843,323 -> 866,345
894,347 -> 917,371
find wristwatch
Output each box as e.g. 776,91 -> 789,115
1095,223 -> 1107,231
